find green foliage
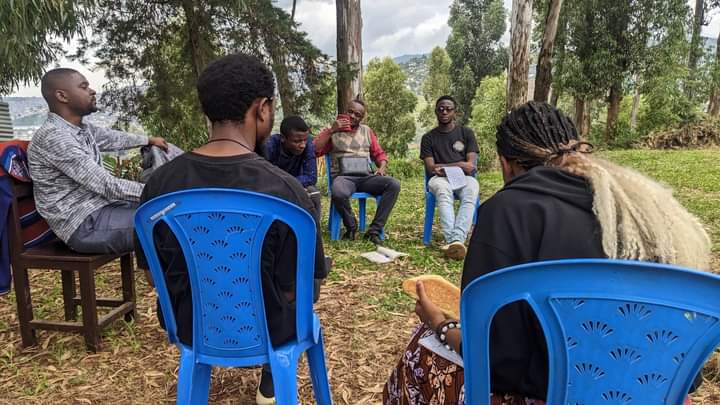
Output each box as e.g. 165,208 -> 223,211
468,73 -> 506,171
419,47 -> 451,130
0,1 -> 95,95
638,13 -> 704,135
446,0 -> 507,123
79,0 -> 331,151
364,57 -> 417,158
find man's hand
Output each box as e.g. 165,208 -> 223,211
415,280 -> 446,330
374,165 -> 386,176
148,137 -> 169,151
433,166 -> 446,177
460,161 -> 475,174
330,118 -> 351,133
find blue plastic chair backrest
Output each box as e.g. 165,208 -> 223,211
135,188 -> 317,359
461,259 -> 720,405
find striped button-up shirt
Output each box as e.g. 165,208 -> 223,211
27,113 -> 148,242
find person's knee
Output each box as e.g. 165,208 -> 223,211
462,178 -> 480,200
429,177 -> 452,197
386,177 -> 401,193
331,181 -> 353,199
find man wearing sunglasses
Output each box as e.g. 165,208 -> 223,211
314,98 -> 401,245
420,95 -> 479,259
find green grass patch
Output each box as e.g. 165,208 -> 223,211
320,148 -> 719,318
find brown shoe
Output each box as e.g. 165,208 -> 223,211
445,241 -> 467,260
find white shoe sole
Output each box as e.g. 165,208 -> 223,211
256,387 -> 275,405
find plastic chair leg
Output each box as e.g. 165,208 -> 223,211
472,199 -> 479,225
358,198 -> 367,232
423,193 -> 435,245
176,346 -> 212,405
329,204 -> 341,241
269,355 -> 300,405
307,329 -> 333,405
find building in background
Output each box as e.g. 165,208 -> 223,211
0,101 -> 13,140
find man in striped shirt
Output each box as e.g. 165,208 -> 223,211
27,68 -> 167,254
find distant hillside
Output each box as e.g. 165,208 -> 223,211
394,54 -> 429,95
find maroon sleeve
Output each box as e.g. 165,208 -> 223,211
368,128 -> 388,164
313,127 -> 333,157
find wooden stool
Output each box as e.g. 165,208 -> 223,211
7,180 -> 136,352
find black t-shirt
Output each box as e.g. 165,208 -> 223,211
420,125 -> 479,175
135,152 -> 327,348
461,166 -> 605,400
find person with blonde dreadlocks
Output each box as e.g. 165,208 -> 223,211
383,101 -> 710,405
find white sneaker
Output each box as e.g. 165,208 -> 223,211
256,386 -> 275,405
445,241 -> 467,260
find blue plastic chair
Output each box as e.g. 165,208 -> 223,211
324,154 -> 384,241
134,188 -> 332,405
422,171 -> 479,245
461,259 -> 720,405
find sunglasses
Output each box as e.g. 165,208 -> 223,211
436,106 -> 455,113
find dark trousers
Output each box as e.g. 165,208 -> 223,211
331,174 -> 401,235
67,201 -> 138,254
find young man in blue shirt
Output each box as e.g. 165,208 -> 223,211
264,116 -> 321,221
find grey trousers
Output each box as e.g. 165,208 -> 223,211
67,201 -> 138,255
330,174 -> 401,235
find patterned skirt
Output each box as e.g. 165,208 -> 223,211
382,324 -> 545,405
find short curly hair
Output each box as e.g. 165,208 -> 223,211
196,53 -> 275,123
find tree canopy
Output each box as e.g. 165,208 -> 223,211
0,1 -> 94,95
364,57 -> 417,158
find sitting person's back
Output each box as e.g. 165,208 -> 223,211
135,53 -> 327,404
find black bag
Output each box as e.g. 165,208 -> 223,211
338,156 -> 371,176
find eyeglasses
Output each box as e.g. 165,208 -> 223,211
347,109 -> 364,119
436,106 -> 455,113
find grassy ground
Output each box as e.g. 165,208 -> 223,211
0,148 -> 718,404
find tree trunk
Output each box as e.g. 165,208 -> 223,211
630,81 -> 641,130
533,0 -> 563,103
708,29 -> 720,116
687,0 -> 705,97
181,0 -> 212,82
336,0 -> 363,113
507,0 -> 533,111
267,45 -> 297,116
291,0 -> 297,22
606,83 -> 623,143
574,97 -> 591,137
550,87 -> 560,106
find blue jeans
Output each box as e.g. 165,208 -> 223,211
428,175 -> 479,244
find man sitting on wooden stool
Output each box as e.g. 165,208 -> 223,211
27,68 -> 167,254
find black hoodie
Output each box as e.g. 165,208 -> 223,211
461,166 -> 605,400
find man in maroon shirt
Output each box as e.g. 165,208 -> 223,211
314,99 -> 401,244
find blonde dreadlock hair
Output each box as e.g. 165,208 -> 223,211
496,102 -> 711,270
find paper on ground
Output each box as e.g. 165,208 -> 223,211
360,246 -> 408,264
444,166 -> 467,190
419,334 -> 464,367
376,246 -> 407,260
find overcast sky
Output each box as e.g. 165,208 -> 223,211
9,0 -> 720,97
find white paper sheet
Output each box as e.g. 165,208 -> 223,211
360,247 -> 408,264
360,251 -> 392,264
444,166 -> 467,190
419,334 -> 464,367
